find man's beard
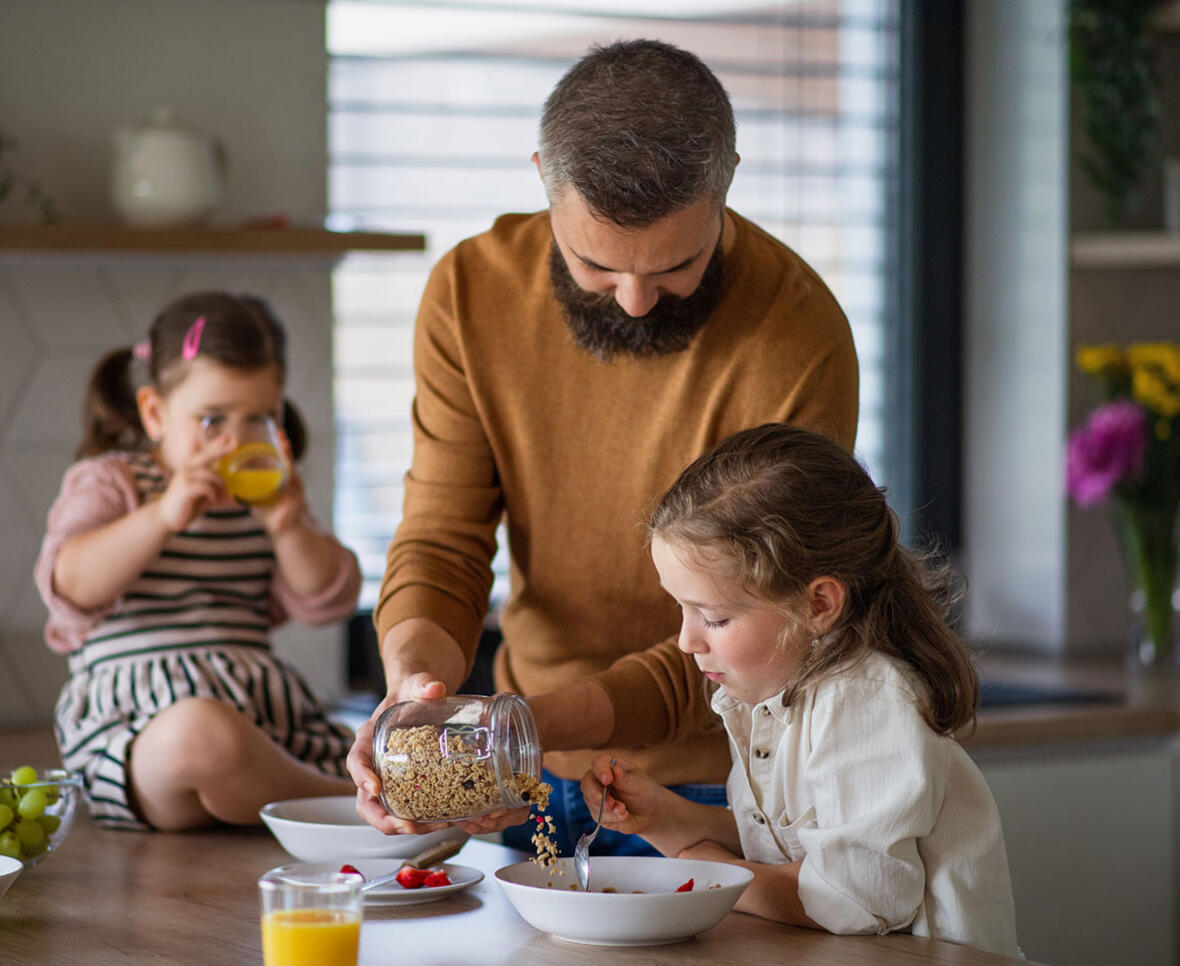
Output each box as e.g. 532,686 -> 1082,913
549,241 -> 725,361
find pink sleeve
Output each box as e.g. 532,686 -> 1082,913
269,510 -> 362,627
34,456 -> 140,654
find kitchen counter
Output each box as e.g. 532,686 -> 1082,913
0,728 -> 1038,966
966,649 -> 1180,749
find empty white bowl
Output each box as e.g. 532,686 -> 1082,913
495,855 -> 753,946
0,855 -> 22,899
260,795 -> 467,861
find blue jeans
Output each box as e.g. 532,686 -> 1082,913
501,768 -> 728,858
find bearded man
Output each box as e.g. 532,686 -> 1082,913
349,39 -> 858,856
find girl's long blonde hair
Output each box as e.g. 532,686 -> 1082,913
650,423 -> 978,734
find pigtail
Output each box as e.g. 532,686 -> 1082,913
76,348 -> 147,458
282,398 -> 308,462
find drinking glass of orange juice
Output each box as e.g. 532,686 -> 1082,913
258,870 -> 363,966
217,415 -> 289,505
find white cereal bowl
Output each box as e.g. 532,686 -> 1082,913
495,855 -> 753,946
0,855 -> 22,899
260,795 -> 467,861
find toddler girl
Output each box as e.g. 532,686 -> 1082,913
35,291 -> 361,832
581,424 -> 1020,957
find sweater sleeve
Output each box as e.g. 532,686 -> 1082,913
593,635 -> 722,748
33,456 -> 140,654
270,509 -> 363,626
794,677 -> 946,936
371,248 -> 502,664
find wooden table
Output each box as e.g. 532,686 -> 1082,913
0,730 -> 1039,966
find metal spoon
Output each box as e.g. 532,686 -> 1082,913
359,837 -> 466,893
574,756 -> 616,892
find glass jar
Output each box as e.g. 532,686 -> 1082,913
371,694 -> 543,823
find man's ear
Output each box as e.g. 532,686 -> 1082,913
807,576 -> 846,634
531,151 -> 543,182
136,385 -> 165,443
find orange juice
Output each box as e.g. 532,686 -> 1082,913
225,467 -> 285,504
261,908 -> 360,966
217,442 -> 286,504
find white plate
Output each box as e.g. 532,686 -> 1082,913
495,856 -> 752,946
259,795 -> 467,861
269,859 -> 484,906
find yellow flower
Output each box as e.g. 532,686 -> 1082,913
1076,343 -> 1126,375
1127,342 -> 1180,384
1132,366 -> 1180,418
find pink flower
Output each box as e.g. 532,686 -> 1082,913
1066,400 -> 1149,507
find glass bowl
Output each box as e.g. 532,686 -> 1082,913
0,768 -> 84,869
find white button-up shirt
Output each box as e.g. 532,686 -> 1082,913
712,651 -> 1020,958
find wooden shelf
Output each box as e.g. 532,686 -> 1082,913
0,224 -> 426,255
1070,231 -> 1180,268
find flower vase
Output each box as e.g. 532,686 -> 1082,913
1115,497 -> 1180,670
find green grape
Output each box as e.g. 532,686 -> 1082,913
22,836 -> 47,858
10,766 -> 37,786
14,818 -> 43,848
42,786 -> 60,806
0,788 -> 16,809
0,804 -> 12,831
0,830 -> 20,860
16,788 -> 46,820
37,814 -> 60,836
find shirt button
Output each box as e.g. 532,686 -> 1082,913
754,748 -> 770,760
752,812 -> 766,825
760,706 -> 771,717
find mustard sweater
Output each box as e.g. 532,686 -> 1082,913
376,209 -> 858,784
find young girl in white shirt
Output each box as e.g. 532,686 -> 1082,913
581,423 -> 1020,957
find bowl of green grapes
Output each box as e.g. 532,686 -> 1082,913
0,766 -> 84,868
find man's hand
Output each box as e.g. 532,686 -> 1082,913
347,673 -> 450,835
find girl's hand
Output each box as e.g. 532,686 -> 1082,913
155,441 -> 227,532
250,428 -> 305,537
580,754 -> 668,837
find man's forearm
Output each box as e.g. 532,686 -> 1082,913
379,617 -> 469,698
527,679 -> 614,751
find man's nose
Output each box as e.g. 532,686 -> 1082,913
612,275 -> 660,318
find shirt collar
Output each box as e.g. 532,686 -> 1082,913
711,686 -> 792,724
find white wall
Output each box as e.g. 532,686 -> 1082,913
963,0 -> 1070,651
0,0 -> 344,727
0,0 -> 327,227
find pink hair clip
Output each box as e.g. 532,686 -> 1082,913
182,316 -> 207,361
132,341 -> 151,362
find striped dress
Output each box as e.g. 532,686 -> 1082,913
35,452 -> 362,830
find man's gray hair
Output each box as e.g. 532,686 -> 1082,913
538,39 -> 737,228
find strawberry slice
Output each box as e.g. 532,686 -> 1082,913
423,869 -> 452,888
395,866 -> 431,889
338,864 -> 363,878
675,878 -> 694,892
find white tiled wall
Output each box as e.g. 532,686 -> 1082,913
0,253 -> 344,727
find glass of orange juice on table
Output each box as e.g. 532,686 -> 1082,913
217,415 -> 288,505
258,870 -> 363,966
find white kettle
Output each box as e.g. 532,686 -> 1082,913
110,107 -> 225,227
